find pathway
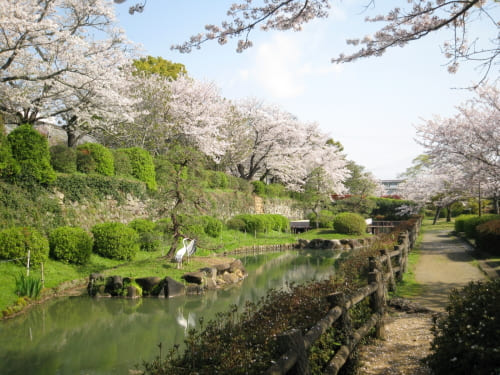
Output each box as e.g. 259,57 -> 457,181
356,228 -> 488,375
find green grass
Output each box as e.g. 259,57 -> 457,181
391,231 -> 427,298
421,217 -> 455,231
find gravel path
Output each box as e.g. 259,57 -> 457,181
356,228 -> 487,375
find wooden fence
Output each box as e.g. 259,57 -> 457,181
265,218 -> 421,375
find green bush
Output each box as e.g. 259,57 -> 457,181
49,226 -> 93,264
49,144 -> 77,173
268,214 -> 289,232
463,214 -> 500,239
77,143 -> 114,176
0,226 -> 49,266
112,149 -> 133,177
128,218 -> 162,252
251,180 -> 266,196
475,219 -> 500,255
454,214 -> 477,233
332,212 -> 367,235
0,126 -> 20,179
370,197 -> 417,220
426,279 -> 500,375
91,222 -> 139,260
308,210 -> 336,229
7,124 -> 56,184
118,147 -> 157,190
226,217 -> 246,232
200,216 -> 223,238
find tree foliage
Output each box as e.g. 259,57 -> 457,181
133,56 -> 187,79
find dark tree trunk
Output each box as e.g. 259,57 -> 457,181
433,206 -> 441,225
446,205 -> 452,222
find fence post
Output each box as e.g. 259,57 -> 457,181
368,257 -> 385,339
26,250 -> 31,276
276,328 -> 310,375
393,245 -> 403,282
380,249 -> 395,292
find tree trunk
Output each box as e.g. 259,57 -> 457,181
494,192 -> 499,215
478,182 -> 482,217
166,212 -> 181,259
446,205 -> 452,222
433,206 -> 441,225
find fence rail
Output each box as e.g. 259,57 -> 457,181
265,218 -> 421,375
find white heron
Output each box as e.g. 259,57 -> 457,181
174,238 -> 196,268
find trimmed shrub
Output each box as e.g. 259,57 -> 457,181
426,279 -> 500,375
49,144 -> 77,173
463,214 -> 500,239
308,210 -> 336,229
49,226 -> 93,264
475,219 -> 500,255
268,214 -> 289,232
0,226 -> 49,266
252,180 -> 266,196
226,217 -> 246,232
128,218 -> 162,252
332,212 -> 367,235
91,222 -> 139,260
200,216 -> 223,238
112,149 -> 133,178
118,147 -> 157,190
7,124 -> 56,184
454,214 -> 477,233
77,143 -> 114,176
0,125 -> 20,179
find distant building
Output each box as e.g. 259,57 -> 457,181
380,179 -> 403,196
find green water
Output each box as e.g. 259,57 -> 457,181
0,250 -> 342,374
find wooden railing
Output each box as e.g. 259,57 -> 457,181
265,218 -> 421,375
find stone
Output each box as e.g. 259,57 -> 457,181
186,284 -> 203,295
229,259 -> 244,273
297,239 -> 310,249
223,272 -> 240,284
164,277 -> 185,298
204,277 -> 217,290
214,263 -> 231,274
127,285 -> 140,299
135,277 -> 162,294
331,240 -> 342,249
105,276 -> 123,296
182,272 -> 204,285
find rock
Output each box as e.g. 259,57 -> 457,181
223,272 -> 240,284
164,277 -> 185,298
186,284 -> 203,295
229,259 -> 246,274
308,239 -> 323,249
104,276 -> 123,296
214,263 -> 231,275
204,277 -> 217,290
127,285 -> 140,299
135,277 -> 162,294
182,272 -> 204,285
331,240 -> 342,249
200,267 -> 218,279
298,239 -> 310,249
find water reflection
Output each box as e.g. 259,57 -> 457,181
0,249 -> 341,375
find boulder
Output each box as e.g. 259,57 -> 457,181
105,276 -> 123,296
297,239 -> 310,249
331,240 -> 342,249
185,284 -> 203,295
223,272 -> 240,284
214,263 -> 231,275
135,277 -> 162,294
182,272 -> 204,285
204,277 -> 217,290
164,277 -> 185,298
229,259 -> 245,273
126,285 -> 140,299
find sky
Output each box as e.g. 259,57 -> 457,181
113,0 -> 497,180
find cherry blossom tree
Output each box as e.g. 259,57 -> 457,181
221,98 -> 348,191
99,72 -> 231,159
417,83 -> 499,181
0,0 -> 137,146
116,0 -> 498,79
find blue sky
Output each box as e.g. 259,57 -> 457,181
113,1 -> 496,179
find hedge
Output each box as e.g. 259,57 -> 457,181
475,219 -> 500,255
454,214 -> 477,233
333,212 -> 367,235
49,226 -> 93,264
128,218 -> 162,252
118,147 -> 157,191
91,222 -> 139,260
7,124 -> 56,184
77,143 -> 114,176
463,214 -> 500,239
0,226 -> 49,266
49,145 -> 77,173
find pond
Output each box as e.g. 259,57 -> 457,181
0,249 -> 344,375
